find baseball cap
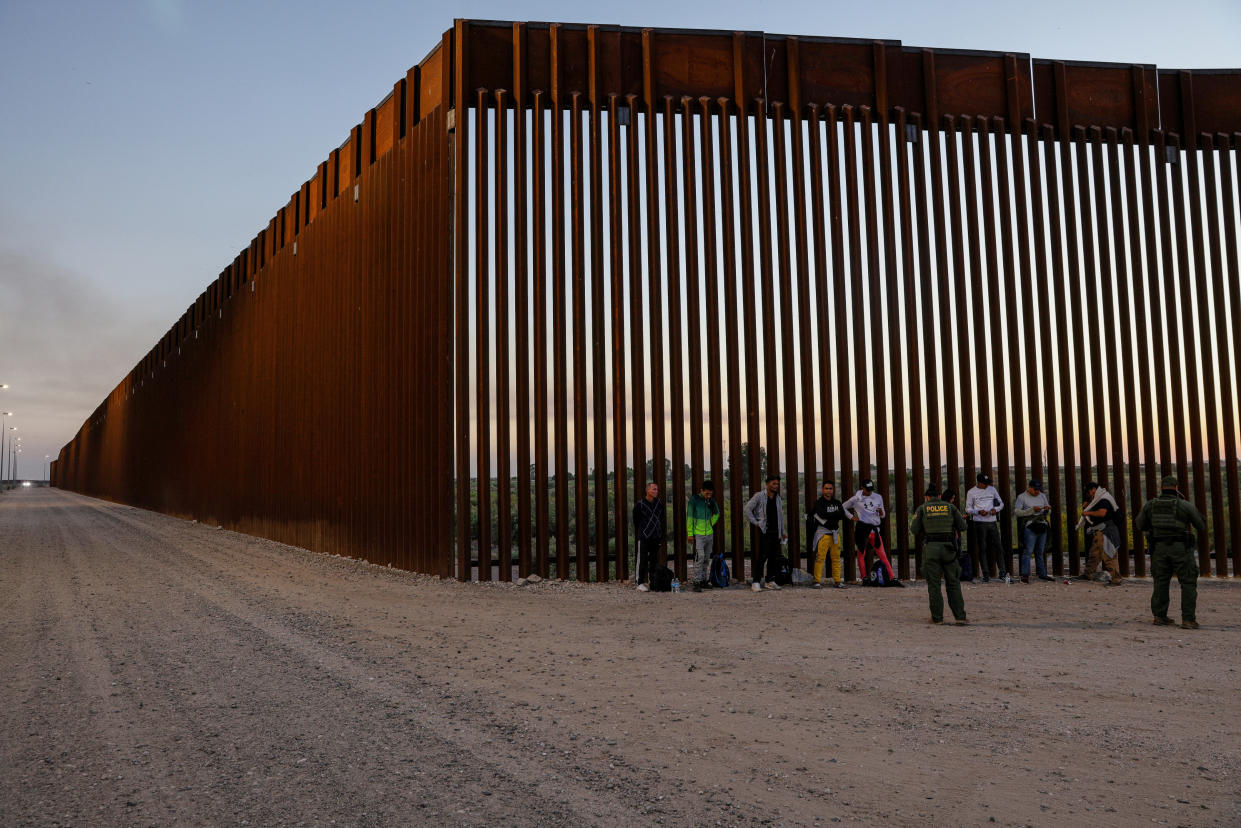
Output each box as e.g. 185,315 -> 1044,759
1160,475 -> 1179,489
1028,479 -> 1043,490
925,484 -> 940,497
976,472 -> 992,485
861,478 -> 875,491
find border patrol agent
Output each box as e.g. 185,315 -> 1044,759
1136,476 -> 1208,629
911,486 -> 969,625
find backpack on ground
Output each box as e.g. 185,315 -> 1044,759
958,547 -> 974,581
651,565 -> 674,593
708,553 -> 730,588
866,559 -> 905,587
771,555 -> 793,586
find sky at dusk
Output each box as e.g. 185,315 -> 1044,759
1,0 -> 1238,479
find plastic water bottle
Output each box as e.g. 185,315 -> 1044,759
671,577 -> 681,593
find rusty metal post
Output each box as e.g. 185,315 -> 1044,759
532,90 -> 552,579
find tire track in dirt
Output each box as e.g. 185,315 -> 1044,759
6,489 -> 748,826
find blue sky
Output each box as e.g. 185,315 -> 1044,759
1,0 -> 1238,478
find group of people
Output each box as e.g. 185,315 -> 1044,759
632,472 -> 1209,629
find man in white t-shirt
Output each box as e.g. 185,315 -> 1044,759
965,472 -> 1007,582
843,479 -> 893,583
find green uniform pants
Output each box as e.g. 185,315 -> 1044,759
1150,541 -> 1198,622
923,540 -> 967,622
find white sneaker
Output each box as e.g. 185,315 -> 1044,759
751,581 -> 762,592
636,583 -> 649,592
764,581 -> 781,590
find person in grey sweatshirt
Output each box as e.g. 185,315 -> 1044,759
1013,478 -> 1054,583
744,476 -> 787,591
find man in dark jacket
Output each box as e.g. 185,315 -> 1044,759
632,482 -> 665,592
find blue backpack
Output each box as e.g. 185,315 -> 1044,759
709,553 -> 730,588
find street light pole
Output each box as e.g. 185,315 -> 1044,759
0,385 -> 8,489
3,427 -> 16,489
0,414 -> 11,490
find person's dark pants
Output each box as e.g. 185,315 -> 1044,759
973,521 -> 1006,577
635,539 -> 658,585
924,540 -> 967,622
756,532 -> 781,583
1151,540 -> 1198,622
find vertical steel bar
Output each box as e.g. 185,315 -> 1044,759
1194,134 -> 1228,576
773,102 -> 802,562
756,99 -> 781,487
994,117 -> 1025,565
1149,130 -> 1177,481
977,116 -> 1012,571
475,88 -> 492,582
588,40 -> 609,581
1121,128 -> 1154,575
944,117 -> 975,503
512,28 -> 533,578
717,98 -> 746,574
809,105 -> 836,494
1063,127 -> 1096,526
912,113 -> 943,496
1082,129 -> 1112,497
532,90 -> 551,578
736,89 -> 763,571
827,105 -> 857,576
607,95 -> 629,582
1104,128 -> 1143,573
954,116 -> 985,527
682,97 -> 705,494
1185,135 -> 1221,575
641,32 -> 664,543
1217,135 -> 1241,574
699,97 -> 727,561
453,25 -> 470,581
571,91 -> 591,582
627,94 -> 651,568
495,89 -> 513,581
662,95 -> 687,574
843,106 -> 869,502
793,97 -> 818,573
1044,126 -> 1080,570
929,118 -> 960,496
898,108 -> 927,577
551,44 -> 571,580
1159,132 -> 1191,490
1168,134 -> 1210,573
860,106 -> 887,558
877,106 -> 910,578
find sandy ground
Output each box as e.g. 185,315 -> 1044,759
2,487 -> 1239,827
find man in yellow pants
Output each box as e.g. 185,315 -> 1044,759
808,480 -> 846,588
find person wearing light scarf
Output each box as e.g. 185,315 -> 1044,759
1077,481 -> 1124,585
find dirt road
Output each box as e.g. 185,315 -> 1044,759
2,487 -> 1238,826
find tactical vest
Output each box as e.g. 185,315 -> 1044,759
1149,497 -> 1189,539
923,502 -> 956,535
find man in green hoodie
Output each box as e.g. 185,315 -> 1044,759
688,480 -> 722,592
